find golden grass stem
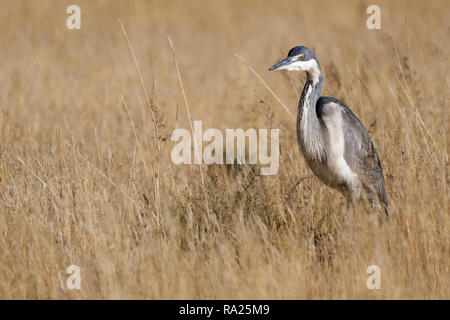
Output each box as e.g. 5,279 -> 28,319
119,18 -> 162,218
119,18 -> 160,152
234,53 -> 295,120
167,34 -> 211,215
121,94 -> 149,176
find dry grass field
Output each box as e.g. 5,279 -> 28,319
0,0 -> 448,299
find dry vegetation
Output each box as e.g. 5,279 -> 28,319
0,0 -> 448,299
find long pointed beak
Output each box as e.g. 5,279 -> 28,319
269,57 -> 291,71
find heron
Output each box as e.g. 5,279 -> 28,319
269,46 -> 388,216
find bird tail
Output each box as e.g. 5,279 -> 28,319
363,181 -> 389,217
378,185 -> 389,217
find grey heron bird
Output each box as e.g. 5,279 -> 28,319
269,46 -> 388,215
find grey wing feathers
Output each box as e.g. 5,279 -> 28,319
318,97 -> 389,213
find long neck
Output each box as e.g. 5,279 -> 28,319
297,67 -> 325,160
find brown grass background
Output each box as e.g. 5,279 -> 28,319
0,0 -> 448,299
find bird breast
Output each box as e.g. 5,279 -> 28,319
299,103 -> 358,189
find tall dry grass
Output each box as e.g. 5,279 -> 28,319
0,0 -> 448,299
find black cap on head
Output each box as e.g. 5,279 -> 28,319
287,46 -> 316,61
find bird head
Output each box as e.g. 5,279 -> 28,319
269,46 -> 321,83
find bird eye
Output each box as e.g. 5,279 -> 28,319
298,54 -> 304,60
